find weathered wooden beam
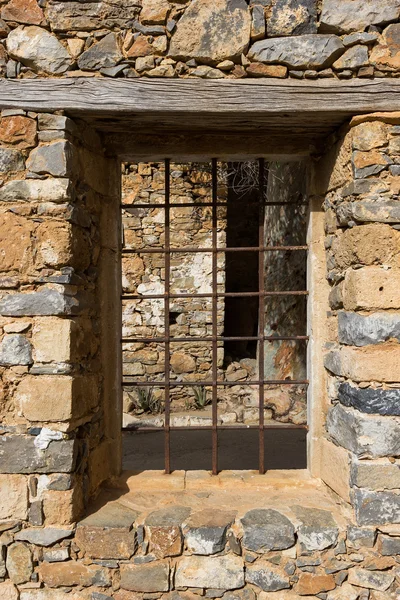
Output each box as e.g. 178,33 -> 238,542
105,131 -> 320,160
0,78 -> 400,118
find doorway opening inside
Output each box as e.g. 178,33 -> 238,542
120,159 -> 308,473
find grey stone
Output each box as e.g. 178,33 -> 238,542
343,32 -> 380,46
245,562 -> 290,592
351,201 -> 400,224
145,505 -> 191,526
183,510 -> 235,555
341,178 -> 388,197
221,589 -> 256,600
378,534 -> 400,555
354,489 -> 400,526
28,501 -> 43,527
175,555 -> 244,589
6,25 -> 72,74
248,34 -> 344,69
0,288 -> 80,317
348,566 -> 394,591
338,382 -> 400,416
0,334 -> 32,366
347,525 -> 376,549
338,311 -> 400,346
0,178 -> 72,203
324,558 -> 352,573
46,474 -> 72,491
354,163 -> 390,180
78,502 -> 139,529
168,0 -> 251,63
78,32 -> 123,70
267,0 -> 317,36
333,45 -> 369,70
43,547 -> 70,562
26,141 -> 77,177
0,148 -> 24,173
132,20 -> 165,35
351,458 -> 400,490
120,561 -> 170,592
320,0 -> 400,34
327,403 -> 400,458
15,527 -> 74,546
251,5 -> 265,41
100,64 -> 126,77
291,506 -> 339,551
241,509 -> 295,552
0,436 -> 77,474
37,114 -> 77,133
92,594 -> 113,600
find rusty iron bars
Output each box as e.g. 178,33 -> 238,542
121,159 -> 308,474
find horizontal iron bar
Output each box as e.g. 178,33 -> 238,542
122,380 -> 309,387
122,291 -> 308,300
122,335 -> 309,343
121,245 -> 308,254
122,202 -> 309,209
123,424 -> 309,431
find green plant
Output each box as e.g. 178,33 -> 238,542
130,387 -> 163,414
192,386 -> 211,410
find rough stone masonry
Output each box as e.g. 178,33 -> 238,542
0,0 -> 400,598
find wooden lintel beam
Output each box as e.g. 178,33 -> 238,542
0,78 -> 400,118
105,131 -> 320,160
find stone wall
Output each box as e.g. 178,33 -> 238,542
0,0 -> 399,80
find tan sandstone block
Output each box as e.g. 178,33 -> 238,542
32,317 -> 71,363
319,438 -> 351,503
42,487 -> 84,526
296,572 -> 335,595
352,121 -> 388,151
35,221 -> 91,271
0,212 -> 33,273
38,561 -> 110,587
333,343 -> 400,382
0,116 -> 37,149
343,267 -> 400,310
333,224 -> 400,270
15,375 -> 99,423
0,474 -> 28,519
0,581 -> 19,600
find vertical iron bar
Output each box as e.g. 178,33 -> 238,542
258,158 -> 266,475
211,158 -> 218,475
164,159 -> 171,474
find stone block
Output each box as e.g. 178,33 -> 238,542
147,524 -> 182,558
6,26 -> 72,74
183,509 -> 235,555
347,566 -> 394,591
349,201 -> 400,224
15,528 -> 74,546
333,45 -> 368,70
0,147 -> 24,173
0,288 -> 80,317
20,591 -> 85,600
338,311 -> 400,347
351,457 -> 400,490
0,115 -> 37,149
175,555 -> 244,589
6,542 -> 33,584
241,509 -> 295,552
352,121 -> 388,151
15,374 -> 99,423
26,141 -> 77,177
267,0 -> 317,36
377,533 -> 400,555
338,382 -> 400,416
145,505 -> 191,526
333,224 -> 400,270
0,582 -> 19,600
32,317 -> 72,363
318,437 -> 351,503
42,487 -> 83,526
35,221 -> 91,271
120,561 -> 170,592
347,525 -> 376,549
0,178 -> 72,203
320,0 -> 400,34
0,436 -> 77,473
38,561 -> 110,587
168,0 -> 251,63
354,489 -> 400,525
0,474 -> 28,519
326,583 -> 359,600
328,404 -> 400,458
343,267 -> 400,310
291,505 -> 339,551
0,334 -> 32,365
325,344 -> 400,382
296,572 -> 335,595
78,32 -> 123,70
0,212 -> 34,273
42,547 -> 70,562
245,561 -> 290,592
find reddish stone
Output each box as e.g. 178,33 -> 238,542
0,19 -> 10,37
38,561 -> 110,588
231,65 -> 247,78
246,62 -> 287,78
0,116 -> 37,149
296,572 -> 336,595
148,525 -> 183,558
126,35 -> 154,58
1,0 -> 45,25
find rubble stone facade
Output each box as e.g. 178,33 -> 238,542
0,0 -> 400,598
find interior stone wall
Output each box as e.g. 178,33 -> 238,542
0,0 -> 398,81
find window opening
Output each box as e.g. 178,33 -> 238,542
121,159 -> 308,474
